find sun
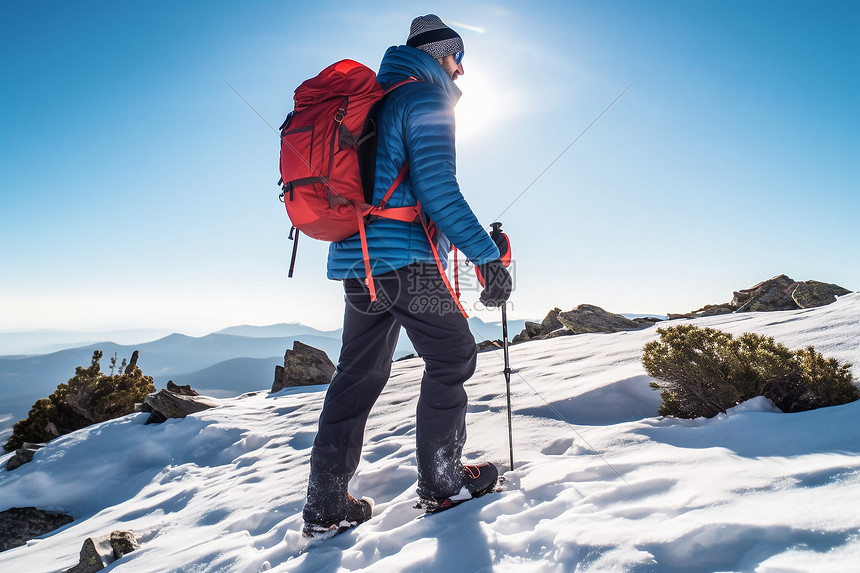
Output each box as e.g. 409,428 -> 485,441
454,64 -> 522,142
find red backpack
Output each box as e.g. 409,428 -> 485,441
279,59 -> 466,315
278,60 -> 417,292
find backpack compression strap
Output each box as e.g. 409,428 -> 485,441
357,161 -> 414,301
354,174 -> 466,318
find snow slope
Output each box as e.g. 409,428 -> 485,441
1,295 -> 859,572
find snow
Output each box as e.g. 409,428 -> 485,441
1,294 -> 859,572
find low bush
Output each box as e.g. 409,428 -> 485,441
3,351 -> 155,452
642,325 -> 858,418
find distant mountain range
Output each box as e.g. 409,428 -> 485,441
0,318 -> 525,437
0,328 -> 175,356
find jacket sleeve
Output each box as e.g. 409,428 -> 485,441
402,85 -> 500,265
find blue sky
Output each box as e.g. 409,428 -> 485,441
1,0 -> 858,335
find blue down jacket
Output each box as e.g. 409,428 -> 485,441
326,45 -> 499,279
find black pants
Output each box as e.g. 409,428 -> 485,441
303,263 -> 477,523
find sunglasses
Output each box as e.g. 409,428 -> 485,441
453,50 -> 464,65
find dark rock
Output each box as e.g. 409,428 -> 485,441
670,275 -> 851,318
0,507 -> 74,552
539,308 -> 564,332
272,365 -> 286,389
145,410 -> 168,425
5,442 -> 45,471
123,351 -> 139,375
394,353 -> 418,362
143,390 -> 217,424
64,535 -> 111,573
632,317 -> 664,326
668,304 -> 735,320
512,308 -> 563,344
791,280 -> 851,309
512,305 -> 646,342
166,380 -> 198,396
55,388 -> 104,432
699,305 -> 736,317
272,341 -> 335,392
523,321 -> 544,338
557,304 -> 648,335
476,340 -> 503,352
542,328 -> 575,339
512,321 -> 542,344
110,530 -> 140,559
733,275 -> 800,312
62,530 -> 138,572
510,332 -> 528,345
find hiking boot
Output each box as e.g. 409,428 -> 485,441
418,462 -> 499,514
302,495 -> 373,538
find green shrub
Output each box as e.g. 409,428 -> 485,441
643,325 -> 859,418
3,350 -> 155,452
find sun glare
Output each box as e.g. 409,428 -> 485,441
455,67 -> 521,141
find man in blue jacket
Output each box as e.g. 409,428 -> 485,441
302,14 -> 513,538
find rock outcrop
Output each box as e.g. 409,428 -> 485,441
5,442 -> 45,471
64,535 -> 111,573
109,530 -> 140,560
789,280 -> 850,309
476,340 -> 503,352
631,317 -> 664,327
512,305 -> 648,343
62,530 -> 140,572
141,384 -> 217,424
557,304 -> 648,335
0,507 -> 73,552
166,380 -> 198,396
512,308 -> 571,344
512,321 -> 543,344
272,341 -> 335,392
669,275 -> 851,319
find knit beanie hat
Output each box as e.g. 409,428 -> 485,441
406,14 -> 464,60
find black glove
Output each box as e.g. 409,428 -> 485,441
478,258 -> 512,308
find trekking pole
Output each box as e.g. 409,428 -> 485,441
501,299 -> 514,472
488,222 -> 514,472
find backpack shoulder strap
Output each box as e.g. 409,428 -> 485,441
383,76 -> 419,96
358,77 -> 421,203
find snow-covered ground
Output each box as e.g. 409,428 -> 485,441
1,294 -> 859,572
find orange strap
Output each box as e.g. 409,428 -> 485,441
453,247 -> 461,300
357,161 -> 464,314
357,162 -> 414,302
383,76 -> 419,97
357,208 -> 377,301
366,162 -> 410,216
368,205 -> 419,223
417,203 -> 468,318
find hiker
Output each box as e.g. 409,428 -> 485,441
301,14 -> 513,537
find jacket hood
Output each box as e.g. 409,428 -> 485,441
377,45 -> 462,106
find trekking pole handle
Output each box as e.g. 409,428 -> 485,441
489,221 -> 512,267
